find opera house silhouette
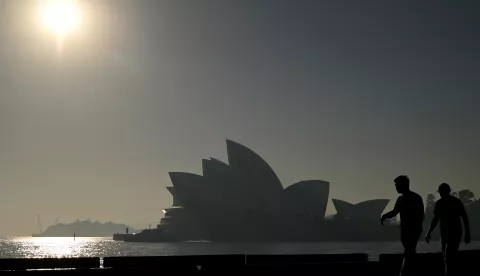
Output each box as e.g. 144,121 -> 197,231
141,139 -> 398,242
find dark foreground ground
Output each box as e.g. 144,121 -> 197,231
0,250 -> 479,275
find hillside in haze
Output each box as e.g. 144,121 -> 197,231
33,220 -> 138,237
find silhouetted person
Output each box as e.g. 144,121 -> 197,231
425,183 -> 470,276
381,175 -> 424,275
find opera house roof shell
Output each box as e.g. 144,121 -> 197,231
163,139 -> 389,224
332,199 -> 390,221
166,139 -> 330,219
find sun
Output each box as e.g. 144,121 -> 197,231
37,0 -> 82,38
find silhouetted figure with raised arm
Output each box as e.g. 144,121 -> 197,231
381,175 -> 424,276
425,183 -> 470,276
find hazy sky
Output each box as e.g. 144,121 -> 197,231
1,0 -> 479,235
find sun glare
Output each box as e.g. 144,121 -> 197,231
37,0 -> 82,38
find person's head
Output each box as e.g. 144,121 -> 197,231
438,183 -> 451,198
394,175 -> 410,194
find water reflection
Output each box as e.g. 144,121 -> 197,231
0,237 -> 121,259
1,237 -> 480,260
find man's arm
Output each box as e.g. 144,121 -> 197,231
382,208 -> 400,219
425,200 -> 439,243
460,203 -> 470,244
425,215 -> 438,243
381,197 -> 401,225
420,197 -> 425,223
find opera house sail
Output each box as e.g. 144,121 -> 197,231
115,139 -> 398,242
332,199 -> 390,222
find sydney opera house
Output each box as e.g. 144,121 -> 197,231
124,140 -> 398,242
126,140 -> 398,241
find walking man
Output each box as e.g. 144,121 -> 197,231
425,183 -> 470,275
381,175 -> 424,275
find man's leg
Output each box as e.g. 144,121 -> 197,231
444,240 -> 460,276
400,233 -> 409,276
400,232 -> 419,276
441,239 -> 447,275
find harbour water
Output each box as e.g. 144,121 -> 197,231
1,237 -> 480,260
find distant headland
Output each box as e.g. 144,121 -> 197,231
33,220 -> 138,237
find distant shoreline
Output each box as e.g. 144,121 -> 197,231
2,236 -> 476,242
